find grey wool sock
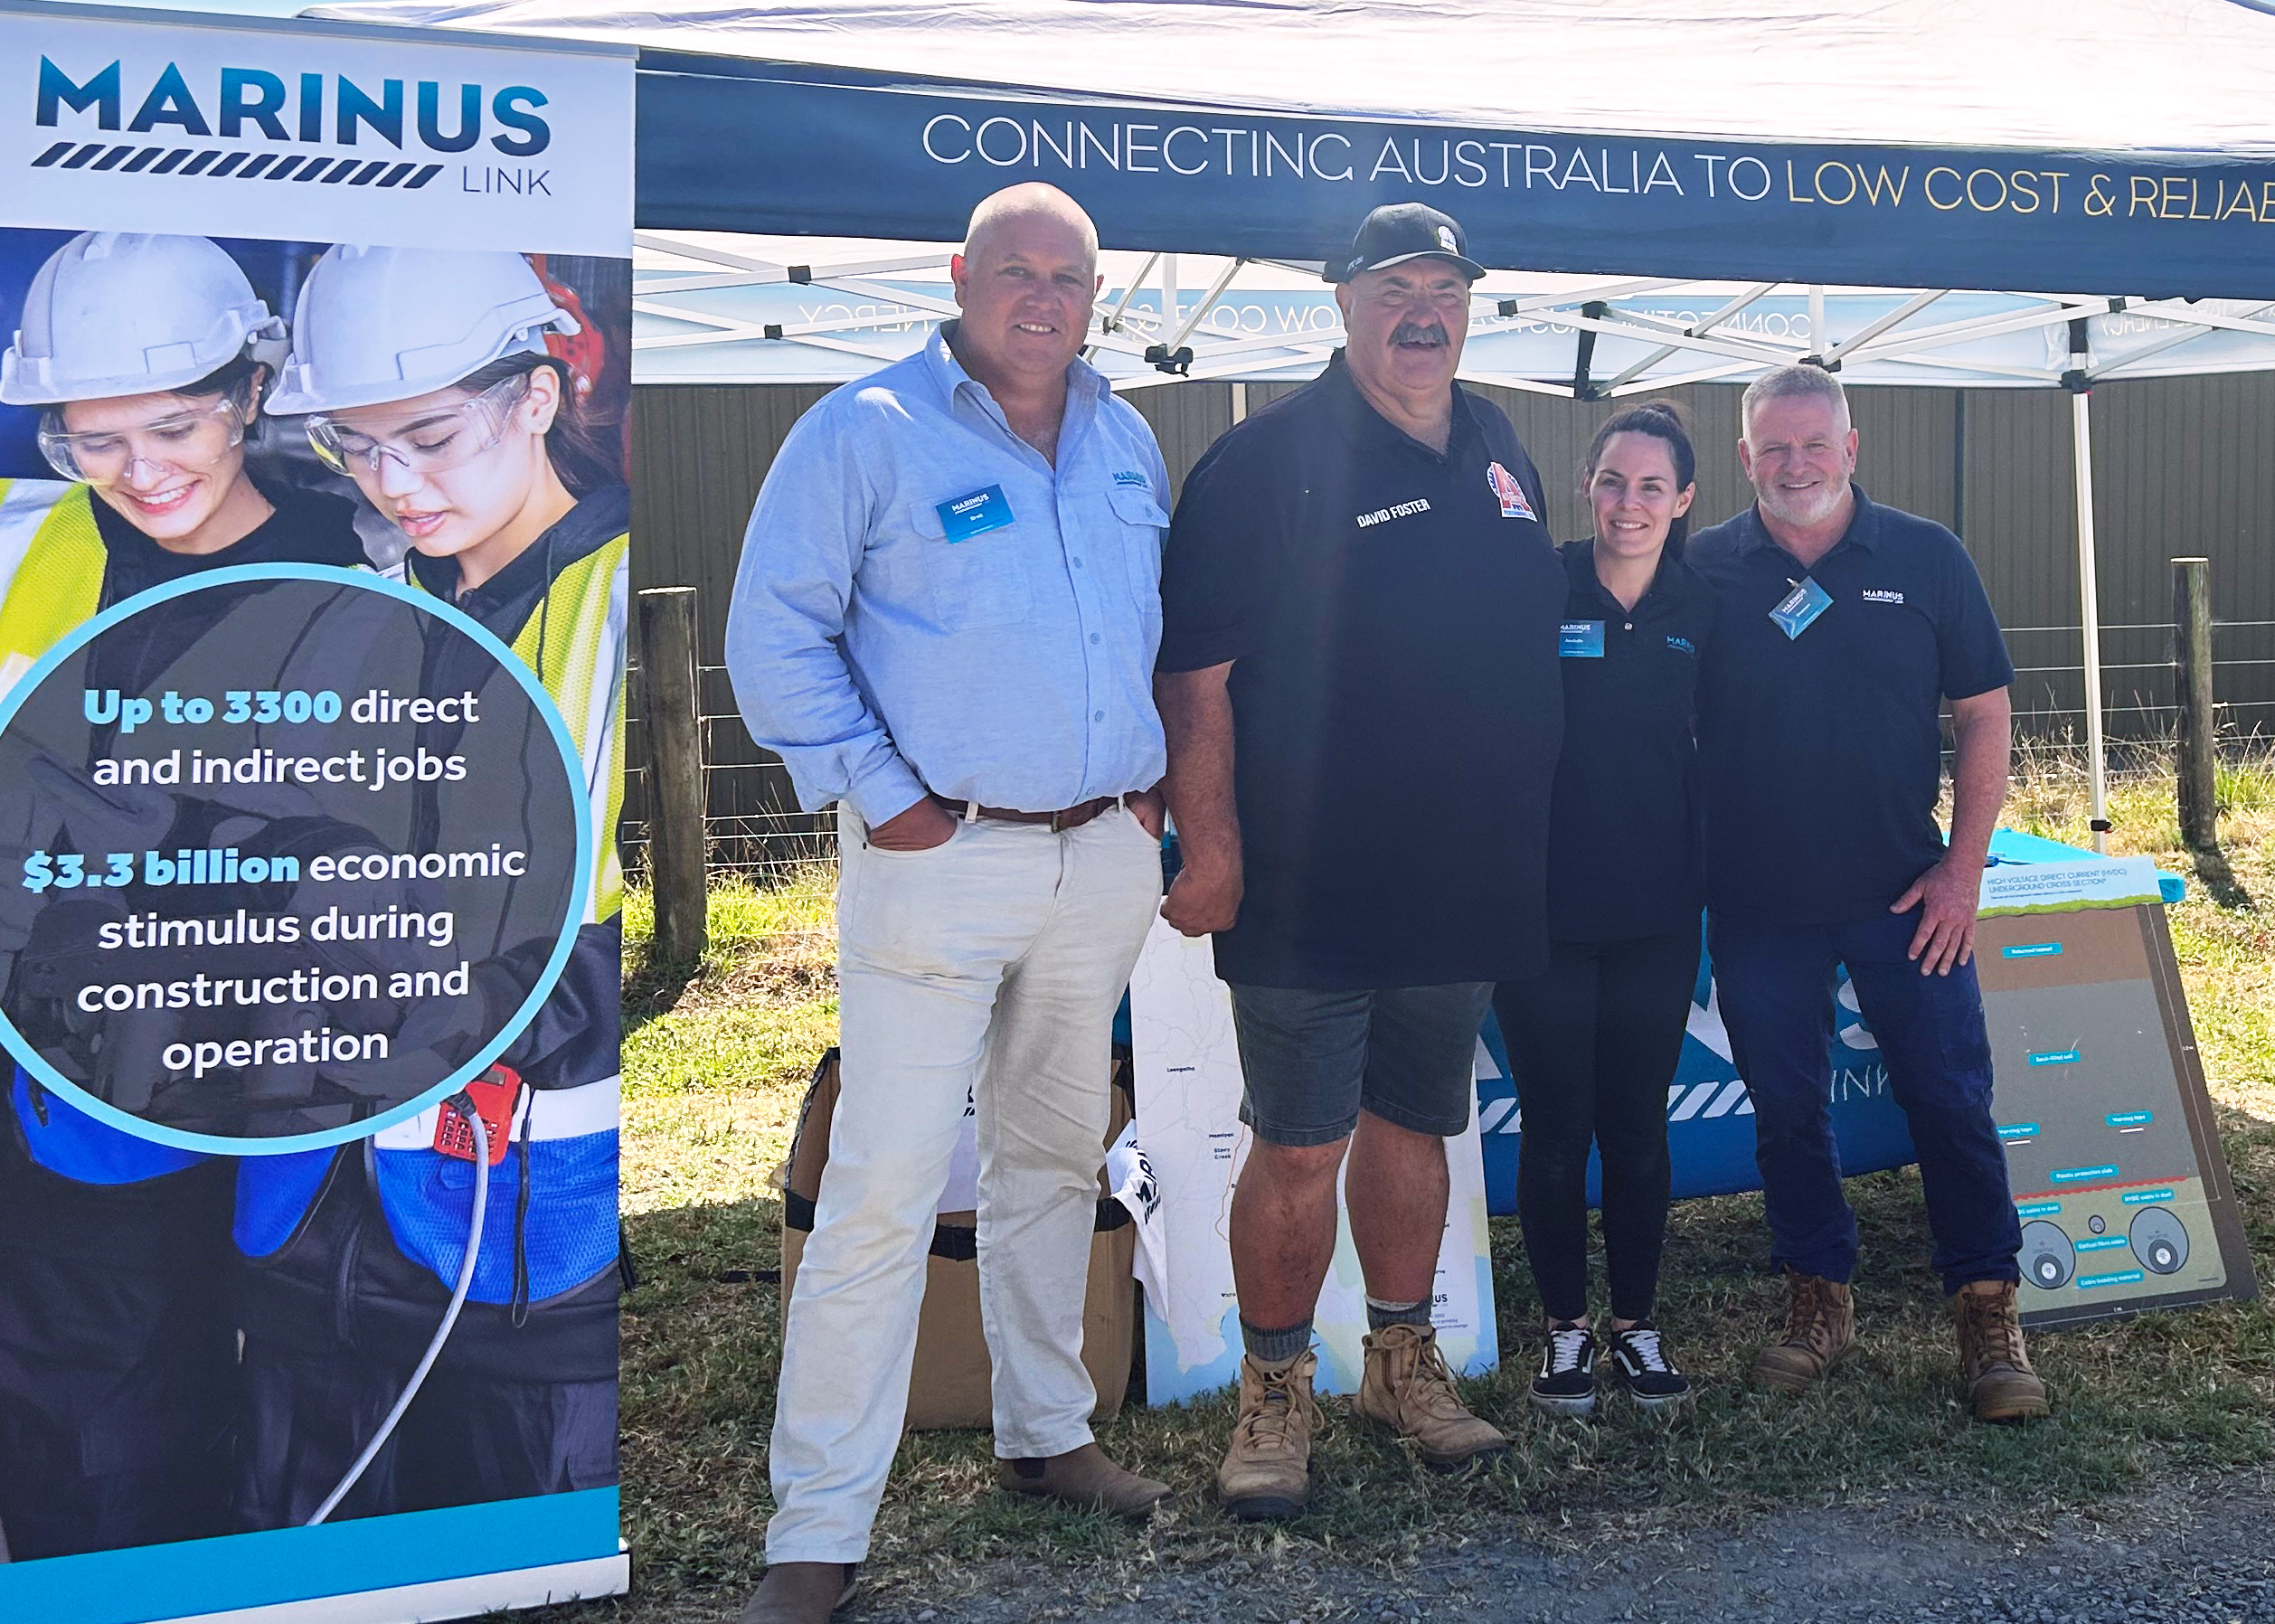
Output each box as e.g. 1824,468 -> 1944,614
1240,1316 -> 1314,1364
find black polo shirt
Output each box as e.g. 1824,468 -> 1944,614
1157,351 -> 1564,989
1688,486 -> 2014,925
1546,539 -> 1716,943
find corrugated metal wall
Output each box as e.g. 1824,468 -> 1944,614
626,384 -> 835,839
626,372 -> 2275,839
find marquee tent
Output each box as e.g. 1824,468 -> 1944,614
313,0 -> 2275,842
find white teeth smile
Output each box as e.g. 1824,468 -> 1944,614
127,487 -> 193,513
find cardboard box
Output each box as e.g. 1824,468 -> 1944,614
778,1048 -> 1138,1430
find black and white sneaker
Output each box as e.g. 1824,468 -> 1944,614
1530,1321 -> 1599,1416
1609,1321 -> 1692,1410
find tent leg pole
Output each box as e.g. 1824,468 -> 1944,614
2071,388 -> 2110,854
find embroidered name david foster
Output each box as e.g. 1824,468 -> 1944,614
1356,498 -> 1431,528
1862,588 -> 1906,605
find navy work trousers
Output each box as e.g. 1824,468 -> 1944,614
1709,907 -> 2022,1297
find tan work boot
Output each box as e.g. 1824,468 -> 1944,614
998,1442 -> 1170,1517
1351,1321 -> 1508,1469
1751,1267 -> 1856,1393
1953,1279 -> 2051,1422
1215,1349 -> 1319,1521
736,1562 -> 859,1624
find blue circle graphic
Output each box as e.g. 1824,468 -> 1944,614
0,562 -> 593,1157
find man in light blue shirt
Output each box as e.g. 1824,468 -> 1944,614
726,184 -> 1172,1624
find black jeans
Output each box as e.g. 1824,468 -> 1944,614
1492,926 -> 1702,1323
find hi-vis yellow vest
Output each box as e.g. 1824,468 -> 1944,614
0,480 -> 106,697
509,532 -> 628,925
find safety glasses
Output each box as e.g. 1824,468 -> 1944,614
303,373 -> 531,480
38,396 -> 249,486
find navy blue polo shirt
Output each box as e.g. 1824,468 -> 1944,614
1688,486 -> 2014,925
1546,540 -> 1717,943
1157,351 -> 1565,989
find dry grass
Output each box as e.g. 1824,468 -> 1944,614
581,754 -> 2275,1623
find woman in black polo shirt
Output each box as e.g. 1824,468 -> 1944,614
1495,401 -> 1716,1415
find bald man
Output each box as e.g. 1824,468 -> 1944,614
726,184 -> 1173,1623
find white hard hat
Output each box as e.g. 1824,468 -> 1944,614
0,231 -> 288,405
265,245 -> 581,416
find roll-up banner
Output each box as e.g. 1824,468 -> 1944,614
0,5 -> 634,1620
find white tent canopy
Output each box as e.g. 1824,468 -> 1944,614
316,0 -> 2275,843
319,0 -> 2275,154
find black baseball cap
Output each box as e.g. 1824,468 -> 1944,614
1327,202 -> 1486,283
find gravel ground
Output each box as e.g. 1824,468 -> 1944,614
800,1472 -> 2275,1624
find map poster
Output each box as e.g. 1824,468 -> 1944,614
1127,919 -> 1497,1406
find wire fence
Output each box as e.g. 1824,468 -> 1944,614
619,636 -> 2275,887
618,803 -> 836,883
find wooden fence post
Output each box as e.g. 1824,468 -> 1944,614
637,586 -> 708,961
2172,557 -> 2216,850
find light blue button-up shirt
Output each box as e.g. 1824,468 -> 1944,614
725,324 -> 1170,825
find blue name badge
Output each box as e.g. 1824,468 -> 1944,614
1559,619 -> 1606,658
1769,577 -> 1833,639
936,485 -> 1015,543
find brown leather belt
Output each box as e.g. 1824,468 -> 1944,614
930,792 -> 1127,833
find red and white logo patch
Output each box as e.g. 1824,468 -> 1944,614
1487,462 -> 1536,521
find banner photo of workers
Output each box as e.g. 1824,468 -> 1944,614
0,4 -> 635,1621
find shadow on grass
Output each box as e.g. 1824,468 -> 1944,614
2189,842 -> 2259,911
622,940 -> 702,1036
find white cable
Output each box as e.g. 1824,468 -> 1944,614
307,1102 -> 489,1526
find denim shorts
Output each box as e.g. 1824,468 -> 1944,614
1224,981 -> 1495,1147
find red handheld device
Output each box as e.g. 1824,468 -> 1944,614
432,1066 -> 522,1166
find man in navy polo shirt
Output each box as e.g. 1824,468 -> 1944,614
1156,203 -> 1564,1517
1690,364 -> 2047,1423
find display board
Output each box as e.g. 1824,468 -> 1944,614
1976,858 -> 2257,1327
0,5 -> 634,1620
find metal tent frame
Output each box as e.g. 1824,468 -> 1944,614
637,231 -> 2275,847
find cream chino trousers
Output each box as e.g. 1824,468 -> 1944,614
765,801 -> 1163,1564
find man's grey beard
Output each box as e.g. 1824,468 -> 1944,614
1759,475 -> 1850,528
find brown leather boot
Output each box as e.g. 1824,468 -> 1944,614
1751,1268 -> 1856,1393
1953,1279 -> 2051,1422
998,1442 -> 1170,1517
736,1562 -> 860,1624
1350,1322 -> 1508,1469
1215,1349 -> 1319,1521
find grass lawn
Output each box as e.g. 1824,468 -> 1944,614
608,756 -> 2275,1619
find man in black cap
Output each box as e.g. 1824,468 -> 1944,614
1156,202 -> 1564,1518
